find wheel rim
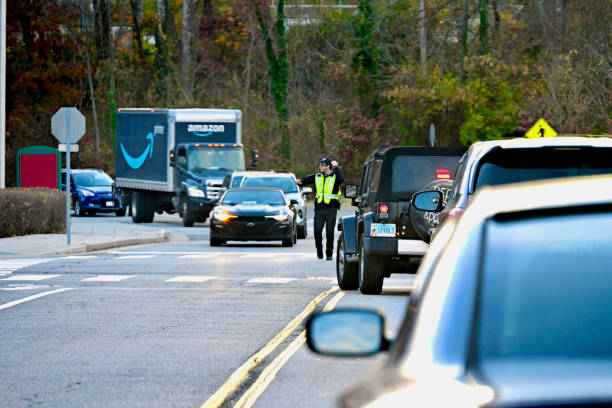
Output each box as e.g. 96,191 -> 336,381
75,201 -> 80,216
338,241 -> 345,280
183,202 -> 188,216
132,198 -> 137,217
359,242 -> 365,286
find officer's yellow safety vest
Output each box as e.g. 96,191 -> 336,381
315,173 -> 340,204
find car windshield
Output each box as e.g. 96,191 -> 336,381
474,147 -> 612,191
187,147 -> 245,171
72,172 -> 113,187
477,210 -> 612,361
231,175 -> 245,187
242,176 -> 298,193
391,156 -> 460,193
221,190 -> 285,206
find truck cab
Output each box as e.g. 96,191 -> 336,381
170,142 -> 246,226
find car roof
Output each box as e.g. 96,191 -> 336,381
242,172 -> 296,179
469,136 -> 612,153
464,174 -> 612,222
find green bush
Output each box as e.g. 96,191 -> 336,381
0,188 -> 67,238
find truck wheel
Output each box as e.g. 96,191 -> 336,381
132,192 -> 154,223
336,233 -> 358,290
358,240 -> 385,295
182,199 -> 195,227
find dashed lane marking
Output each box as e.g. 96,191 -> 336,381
178,254 -> 217,259
247,277 -> 296,284
165,276 -> 219,283
81,275 -> 136,282
0,274 -> 60,281
115,255 -> 158,259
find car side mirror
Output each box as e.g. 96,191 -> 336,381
344,184 -> 358,198
290,199 -> 299,206
412,190 -> 444,212
306,309 -> 390,356
301,186 -> 312,195
169,150 -> 176,167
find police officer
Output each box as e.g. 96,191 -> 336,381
297,158 -> 344,260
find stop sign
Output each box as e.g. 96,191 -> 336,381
51,107 -> 86,144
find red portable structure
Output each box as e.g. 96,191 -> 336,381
16,146 -> 61,188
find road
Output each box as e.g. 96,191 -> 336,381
0,208 -> 415,408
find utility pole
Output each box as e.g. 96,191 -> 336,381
0,0 -> 5,188
418,0 -> 427,74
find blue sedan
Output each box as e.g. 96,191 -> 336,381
62,169 -> 125,216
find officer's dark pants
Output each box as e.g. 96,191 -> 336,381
314,207 -> 337,258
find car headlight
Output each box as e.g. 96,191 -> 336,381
188,187 -> 205,198
80,189 -> 95,197
265,211 -> 288,221
213,207 -> 237,222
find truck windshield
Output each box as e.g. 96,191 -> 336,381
188,147 -> 245,171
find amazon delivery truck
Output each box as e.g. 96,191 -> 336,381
115,108 -> 252,226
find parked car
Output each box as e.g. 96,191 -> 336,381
61,169 -> 126,216
209,187 -> 298,247
423,136 -> 612,240
221,170 -> 273,190
239,172 -> 312,239
338,146 -> 465,294
307,175 -> 612,408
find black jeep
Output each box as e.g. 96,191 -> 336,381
337,146 -> 466,294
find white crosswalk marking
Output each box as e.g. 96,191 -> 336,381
248,277 -> 296,284
116,255 -> 157,259
0,259 -> 51,276
81,275 -> 136,282
178,255 -> 217,259
0,274 -> 60,281
61,255 -> 98,260
165,276 -> 219,283
239,254 -> 277,259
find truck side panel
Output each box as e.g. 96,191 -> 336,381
115,111 -> 170,189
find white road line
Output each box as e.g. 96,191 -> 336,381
239,254 -> 277,259
60,255 -> 98,260
178,255 -> 217,259
247,277 -> 296,284
81,275 -> 136,282
116,255 -> 158,259
0,274 -> 60,281
0,288 -> 74,311
165,276 -> 219,283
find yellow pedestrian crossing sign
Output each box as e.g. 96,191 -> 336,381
525,119 -> 558,138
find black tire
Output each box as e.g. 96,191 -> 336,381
297,223 -> 307,239
182,199 -> 195,227
336,233 -> 359,290
282,227 -> 294,247
293,223 -> 297,244
410,179 -> 454,242
73,199 -> 84,217
115,207 -> 127,217
131,191 -> 154,223
358,240 -> 385,295
87,210 -> 97,216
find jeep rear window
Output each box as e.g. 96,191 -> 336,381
391,156 -> 460,192
474,147 -> 612,191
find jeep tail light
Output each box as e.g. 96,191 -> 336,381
436,169 -> 452,180
376,203 -> 390,220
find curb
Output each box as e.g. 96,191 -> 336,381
44,231 -> 170,256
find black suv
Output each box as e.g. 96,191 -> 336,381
337,146 -> 465,295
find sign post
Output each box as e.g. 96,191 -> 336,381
51,108 -> 85,245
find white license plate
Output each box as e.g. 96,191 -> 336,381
371,223 -> 396,237
106,201 -> 114,207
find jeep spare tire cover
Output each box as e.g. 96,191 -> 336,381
410,179 -> 454,242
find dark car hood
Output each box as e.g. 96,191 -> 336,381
221,204 -> 284,216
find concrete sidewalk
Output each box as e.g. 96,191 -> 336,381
0,216 -> 179,259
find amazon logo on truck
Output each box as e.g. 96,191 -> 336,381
120,125 -> 164,170
188,124 -> 225,137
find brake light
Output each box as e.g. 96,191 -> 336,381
436,169 -> 452,180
